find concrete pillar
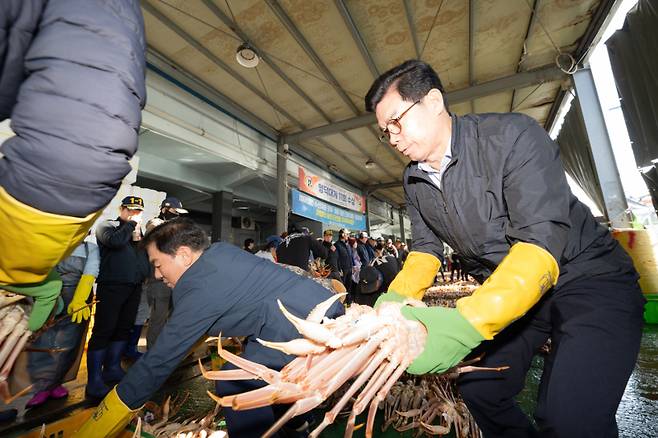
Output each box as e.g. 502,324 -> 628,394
277,140 -> 289,234
572,68 -> 629,227
212,191 -> 233,242
365,194 -> 371,235
398,208 -> 405,243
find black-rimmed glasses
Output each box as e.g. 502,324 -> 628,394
379,99 -> 421,142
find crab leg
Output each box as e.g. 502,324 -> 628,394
365,362 -> 410,437
278,300 -> 343,348
306,293 -> 346,323
256,338 -> 326,356
262,392 -> 325,438
214,338 -> 280,384
0,320 -> 27,368
197,359 -> 258,381
0,330 -> 31,380
301,345 -> 359,389
310,343 -> 393,437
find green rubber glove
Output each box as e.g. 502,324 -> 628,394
2,269 -> 62,331
374,291 -> 406,307
400,306 -> 484,374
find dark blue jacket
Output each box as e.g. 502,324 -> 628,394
0,0 -> 145,217
118,243 -> 344,408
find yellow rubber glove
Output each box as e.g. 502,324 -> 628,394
456,242 -> 559,339
67,274 -> 95,323
387,251 -> 441,300
74,386 -> 140,438
0,186 -> 100,285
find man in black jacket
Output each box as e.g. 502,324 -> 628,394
276,224 -> 327,270
334,228 -> 355,293
366,60 -> 644,437
88,196 -> 150,400
76,218 -> 343,437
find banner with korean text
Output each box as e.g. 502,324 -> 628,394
298,167 -> 366,213
291,189 -> 367,231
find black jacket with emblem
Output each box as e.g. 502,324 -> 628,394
404,113 -> 636,287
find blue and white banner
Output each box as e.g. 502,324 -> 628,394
291,189 -> 367,231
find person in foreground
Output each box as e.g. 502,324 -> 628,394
74,218 -> 344,437
368,60 -> 644,437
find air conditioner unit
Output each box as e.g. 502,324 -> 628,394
240,216 -> 255,230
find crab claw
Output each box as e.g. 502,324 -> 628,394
257,338 -> 327,356
306,293 -> 346,323
277,300 -> 342,348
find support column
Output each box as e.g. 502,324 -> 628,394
398,208 -> 406,243
365,194 -> 371,235
277,140 -> 289,234
572,69 -> 629,228
211,191 -> 233,243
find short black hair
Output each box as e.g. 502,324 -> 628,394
244,238 -> 255,247
142,217 -> 209,255
365,60 -> 447,112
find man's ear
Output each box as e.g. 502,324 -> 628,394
177,246 -> 194,266
426,88 -> 445,115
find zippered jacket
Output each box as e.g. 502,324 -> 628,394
404,113 -> 636,286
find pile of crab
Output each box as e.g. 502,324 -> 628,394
0,290 -> 33,403
131,392 -> 227,438
199,292 -> 503,437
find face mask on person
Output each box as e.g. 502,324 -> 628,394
161,210 -> 179,221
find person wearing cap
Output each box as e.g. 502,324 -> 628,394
86,196 -> 150,400
321,230 -> 340,278
334,228 -> 355,293
356,231 -> 375,265
142,197 -> 188,351
366,60 -> 644,436
254,235 -> 282,262
158,196 -> 188,221
356,243 -> 400,307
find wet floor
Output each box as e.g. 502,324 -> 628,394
518,324 -> 658,438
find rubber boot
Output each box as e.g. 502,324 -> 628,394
85,348 -> 110,400
102,341 -> 127,384
123,325 -> 143,360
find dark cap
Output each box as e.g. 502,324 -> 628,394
120,196 -> 144,210
359,265 -> 383,294
160,197 -> 188,214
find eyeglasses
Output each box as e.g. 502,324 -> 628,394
379,99 -> 421,142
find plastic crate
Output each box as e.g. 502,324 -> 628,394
645,294 -> 658,324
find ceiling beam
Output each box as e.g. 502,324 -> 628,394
283,65 -> 566,142
403,0 -> 421,59
334,0 -> 379,78
510,0 -> 540,112
144,1 -> 383,188
142,1 -> 302,130
266,0 -> 406,168
146,48 -> 279,140
366,181 -> 403,193
202,0 -> 397,181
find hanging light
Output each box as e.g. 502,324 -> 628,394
365,159 -> 376,169
236,43 -> 259,68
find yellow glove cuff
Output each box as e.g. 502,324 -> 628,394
456,242 -> 559,340
0,186 -> 101,285
70,274 -> 95,309
389,251 -> 441,300
74,386 -> 139,438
